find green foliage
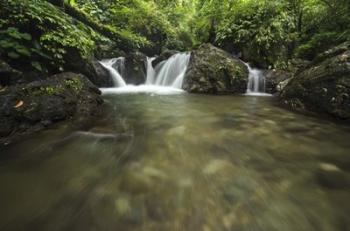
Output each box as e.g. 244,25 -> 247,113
0,0 -> 108,73
191,0 -> 350,68
295,32 -> 348,60
0,27 -> 32,58
1,0 -> 349,75
217,1 -> 295,68
64,78 -> 82,92
72,0 -> 195,52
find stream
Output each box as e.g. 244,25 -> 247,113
1,93 -> 350,231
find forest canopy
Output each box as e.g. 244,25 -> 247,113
0,0 -> 349,74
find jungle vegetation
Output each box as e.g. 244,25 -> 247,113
0,0 -> 349,74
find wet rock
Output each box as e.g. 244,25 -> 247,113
264,69 -> 292,94
319,154 -> 350,173
290,58 -> 311,74
316,163 -> 350,189
94,42 -> 126,60
124,52 -> 147,85
0,72 -> 103,146
63,48 -> 96,83
152,50 -> 178,68
0,59 -> 22,86
280,42 -> 350,120
64,48 -> 117,88
90,58 -> 114,87
203,159 -> 234,175
183,44 -> 248,94
277,78 -> 292,92
168,125 -> 186,136
115,197 -> 131,217
116,198 -> 144,225
120,164 -> 168,196
314,42 -> 350,65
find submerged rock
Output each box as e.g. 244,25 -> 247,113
0,72 -> 103,145
316,162 -> 350,189
280,42 -> 350,120
183,44 -> 248,94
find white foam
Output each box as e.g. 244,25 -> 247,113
100,85 -> 186,95
244,92 -> 273,97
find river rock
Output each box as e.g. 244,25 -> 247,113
63,47 -> 116,88
316,163 -> 350,189
0,72 -> 103,145
91,58 -> 114,87
264,70 -> 293,94
280,42 -> 350,120
0,59 -> 22,86
152,50 -> 178,68
183,44 -> 248,94
124,52 -> 147,85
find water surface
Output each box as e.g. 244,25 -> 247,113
1,94 -> 350,231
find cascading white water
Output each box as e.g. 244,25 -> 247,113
100,52 -> 190,95
149,53 -> 191,88
244,63 -> 268,96
145,57 -> 156,85
99,58 -> 127,87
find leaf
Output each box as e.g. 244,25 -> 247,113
15,46 -> 31,57
31,61 -> 43,71
14,100 -> 24,108
0,86 -> 7,92
8,52 -> 20,59
21,33 -> 32,41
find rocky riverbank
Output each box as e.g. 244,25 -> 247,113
280,42 -> 350,121
0,72 -> 103,146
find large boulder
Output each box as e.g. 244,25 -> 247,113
64,50 -> 116,88
0,72 -> 103,145
280,42 -> 350,120
183,44 -> 248,94
124,52 -> 147,85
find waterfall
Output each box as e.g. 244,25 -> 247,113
244,63 -> 266,95
146,52 -> 191,88
145,57 -> 156,85
100,52 -> 190,95
99,58 -> 127,87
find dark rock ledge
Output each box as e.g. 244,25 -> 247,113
0,72 -> 104,146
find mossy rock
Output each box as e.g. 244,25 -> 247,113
124,52 -> 147,85
183,44 -> 248,94
0,72 -> 103,145
280,43 -> 350,120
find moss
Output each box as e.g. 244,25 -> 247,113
24,85 -> 63,96
64,78 -> 82,92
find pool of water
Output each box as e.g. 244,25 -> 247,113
0,94 -> 350,231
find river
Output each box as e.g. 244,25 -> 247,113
1,93 -> 349,231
